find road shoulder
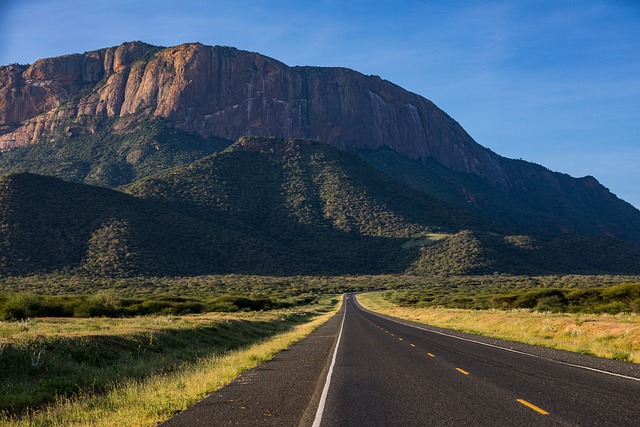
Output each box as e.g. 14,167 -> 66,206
355,294 -> 640,381
160,304 -> 344,427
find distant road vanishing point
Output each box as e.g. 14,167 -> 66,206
163,295 -> 640,426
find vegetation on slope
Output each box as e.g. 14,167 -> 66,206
359,147 -> 640,244
409,230 -> 640,275
1,137 -> 640,276
0,172 -> 232,276
0,115 -> 231,187
125,136 -> 484,234
123,136 -> 489,274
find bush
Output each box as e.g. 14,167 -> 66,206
592,301 -> 629,314
514,289 -> 566,309
0,293 -> 70,320
534,295 -> 568,313
73,291 -> 122,317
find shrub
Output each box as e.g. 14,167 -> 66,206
73,291 -> 123,317
514,289 -> 566,309
0,293 -> 70,320
534,295 -> 568,313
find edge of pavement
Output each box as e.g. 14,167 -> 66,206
160,296 -> 346,427
354,293 -> 640,381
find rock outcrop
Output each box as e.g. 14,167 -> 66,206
0,42 -> 507,185
1,42 -> 639,244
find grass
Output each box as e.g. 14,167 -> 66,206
357,292 -> 640,363
0,296 -> 341,425
2,273 -> 639,424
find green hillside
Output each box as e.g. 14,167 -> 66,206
408,230 -> 640,275
0,173 -> 232,276
1,137 -> 639,277
125,137 -> 488,235
124,136 -> 478,274
0,115 -> 232,187
359,147 -> 640,243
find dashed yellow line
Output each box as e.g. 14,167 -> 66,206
517,399 -> 549,415
366,315 -> 551,420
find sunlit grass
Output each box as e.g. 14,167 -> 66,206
357,292 -> 639,363
0,310 -> 281,342
0,297 -> 341,426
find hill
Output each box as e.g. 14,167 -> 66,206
1,138 -> 640,276
1,42 -> 639,244
359,148 -> 640,242
0,172 -> 232,276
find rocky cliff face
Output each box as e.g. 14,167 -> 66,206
2,42 -> 639,244
0,42 -> 507,185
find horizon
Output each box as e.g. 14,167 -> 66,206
1,0 -> 638,208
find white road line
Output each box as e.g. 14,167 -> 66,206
312,296 -> 347,427
354,296 -> 640,383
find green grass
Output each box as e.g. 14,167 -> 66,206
0,297 -> 339,419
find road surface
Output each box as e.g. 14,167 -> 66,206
164,294 -> 640,426
315,295 -> 640,426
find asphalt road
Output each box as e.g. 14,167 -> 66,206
160,304 -> 345,426
163,295 -> 640,426
315,295 -> 640,426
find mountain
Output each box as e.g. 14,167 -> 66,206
1,41 -> 639,245
359,148 -> 640,243
0,42 -> 500,181
2,137 -> 638,277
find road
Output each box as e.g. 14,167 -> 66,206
315,294 -> 640,426
163,294 -> 640,426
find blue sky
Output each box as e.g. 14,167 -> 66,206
1,0 -> 639,208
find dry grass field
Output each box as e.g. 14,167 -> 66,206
357,292 -> 640,363
0,297 -> 340,426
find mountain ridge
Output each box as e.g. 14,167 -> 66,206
1,41 -> 639,245
0,41 -> 510,184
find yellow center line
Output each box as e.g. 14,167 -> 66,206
427,353 -> 435,357
410,343 -> 416,347
390,333 -> 394,336
517,399 -> 549,415
455,368 -> 470,375
398,337 -> 403,341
